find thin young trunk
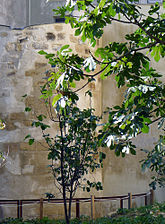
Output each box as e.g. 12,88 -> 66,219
59,117 -> 70,224
68,186 -> 73,220
63,188 -> 69,224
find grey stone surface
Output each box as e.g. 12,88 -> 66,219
0,0 -> 27,28
0,0 -> 66,28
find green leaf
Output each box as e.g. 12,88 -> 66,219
154,46 -> 161,62
60,45 -> 70,53
85,90 -> 92,97
120,124 -> 126,130
151,45 -> 161,62
143,117 -> 152,124
141,124 -> 149,133
38,50 -> 47,55
22,94 -> 27,98
24,134 -> 31,140
108,3 -> 116,17
99,0 -> 106,9
99,152 -> 106,162
81,32 -> 86,42
75,29 -> 81,36
70,82 -> 76,88
29,138 -> 34,145
41,124 -> 50,130
25,107 -> 31,112
86,187 -> 90,192
52,94 -> 62,106
130,148 -> 136,155
37,114 -> 46,121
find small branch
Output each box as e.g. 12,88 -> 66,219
121,9 -> 165,45
134,18 -> 165,45
74,80 -> 91,93
109,16 -> 133,24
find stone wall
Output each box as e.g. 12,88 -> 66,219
0,14 -> 164,219
0,23 -> 102,219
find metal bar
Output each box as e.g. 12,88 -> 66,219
40,198 -> 43,219
91,195 -> 95,220
17,200 -> 20,219
120,199 -> 123,209
76,199 -> 80,219
150,189 -> 154,205
20,200 -> 23,218
145,194 -> 148,206
128,193 -> 132,209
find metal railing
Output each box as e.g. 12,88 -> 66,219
0,190 -> 154,220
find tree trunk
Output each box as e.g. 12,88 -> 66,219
59,117 -> 70,224
68,189 -> 73,220
63,196 -> 69,224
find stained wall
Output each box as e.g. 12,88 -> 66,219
0,23 -> 102,219
0,2 -> 164,220
101,5 -> 165,211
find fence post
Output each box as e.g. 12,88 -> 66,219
150,189 -> 154,205
19,200 -> 23,218
128,193 -> 132,209
91,195 -> 95,220
120,199 -> 123,209
17,200 -> 20,218
76,199 -> 80,219
40,198 -> 44,219
145,194 -> 148,206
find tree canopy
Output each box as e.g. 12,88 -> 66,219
38,0 -> 165,188
26,1 -> 165,223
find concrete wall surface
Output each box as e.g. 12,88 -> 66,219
101,5 -> 165,206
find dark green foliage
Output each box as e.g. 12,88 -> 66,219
51,2 -> 165,183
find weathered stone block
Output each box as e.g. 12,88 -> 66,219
32,42 -> 48,50
5,42 -> 22,52
7,71 -> 16,76
25,96 -> 48,115
52,44 -> 62,51
46,32 -> 56,41
15,42 -> 22,51
5,42 -> 16,52
0,32 -> 8,37
20,141 -> 48,151
3,143 -> 20,152
75,44 -> 89,55
0,90 -> 10,97
70,34 -> 77,43
57,33 -> 65,40
54,25 -> 63,31
35,62 -> 47,69
25,70 -> 38,76
7,62 -> 15,69
22,164 -> 34,174
5,112 -> 31,129
89,82 -> 96,90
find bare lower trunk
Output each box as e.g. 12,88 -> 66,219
60,118 -> 70,224
63,194 -> 69,224
68,189 -> 73,220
